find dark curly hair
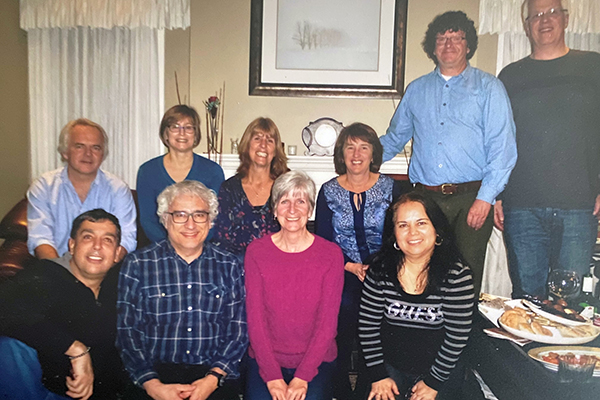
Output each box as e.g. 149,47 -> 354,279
421,11 -> 478,65
333,123 -> 383,175
367,192 -> 464,293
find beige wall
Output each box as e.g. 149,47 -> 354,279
0,0 -> 29,217
183,0 -> 495,152
165,28 -> 191,109
0,0 -> 497,219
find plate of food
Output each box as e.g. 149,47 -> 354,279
498,307 -> 600,345
528,346 -> 600,376
478,295 -> 517,327
522,299 -> 589,326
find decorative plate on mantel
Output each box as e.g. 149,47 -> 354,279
302,117 -> 344,156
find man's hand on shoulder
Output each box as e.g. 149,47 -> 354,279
467,199 -> 492,231
65,341 -> 94,400
117,245 -> 127,262
143,379 -> 195,400
593,194 -> 600,218
34,244 -> 60,260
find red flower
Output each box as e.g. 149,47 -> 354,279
204,96 -> 220,119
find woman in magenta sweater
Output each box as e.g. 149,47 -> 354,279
244,171 -> 344,400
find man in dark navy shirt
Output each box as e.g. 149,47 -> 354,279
0,209 -> 127,400
117,180 -> 247,400
496,0 -> 600,298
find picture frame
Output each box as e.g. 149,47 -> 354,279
249,0 -> 407,98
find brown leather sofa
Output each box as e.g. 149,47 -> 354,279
0,191 -> 150,281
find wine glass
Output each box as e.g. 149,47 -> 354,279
547,270 -> 581,300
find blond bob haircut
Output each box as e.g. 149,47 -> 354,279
271,170 -> 316,214
157,180 -> 219,227
159,105 -> 202,149
57,118 -> 109,162
236,117 -> 289,180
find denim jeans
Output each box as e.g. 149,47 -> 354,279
0,336 -> 70,400
333,272 -> 368,400
503,207 -> 598,298
366,362 -> 464,400
244,357 -> 335,400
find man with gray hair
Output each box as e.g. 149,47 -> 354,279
496,0 -> 600,298
27,118 -> 137,260
117,180 -> 247,400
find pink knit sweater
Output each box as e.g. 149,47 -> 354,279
244,234 -> 344,383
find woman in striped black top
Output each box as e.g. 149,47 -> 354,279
359,192 -> 474,400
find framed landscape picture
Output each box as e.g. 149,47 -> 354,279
249,0 -> 407,98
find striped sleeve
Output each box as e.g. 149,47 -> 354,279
424,263 -> 474,391
358,272 -> 388,382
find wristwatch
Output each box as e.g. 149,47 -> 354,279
205,370 -> 225,387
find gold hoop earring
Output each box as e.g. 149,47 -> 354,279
435,235 -> 443,246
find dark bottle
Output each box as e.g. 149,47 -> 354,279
579,266 -> 600,313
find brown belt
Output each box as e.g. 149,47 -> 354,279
417,181 -> 481,195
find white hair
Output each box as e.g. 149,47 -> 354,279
522,0 -> 568,22
57,118 -> 109,162
271,170 -> 316,213
157,180 -> 219,227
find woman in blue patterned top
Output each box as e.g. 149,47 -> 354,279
212,118 -> 289,255
315,122 -> 404,400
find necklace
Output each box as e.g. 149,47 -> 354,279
243,178 -> 272,200
398,267 -> 427,294
249,182 -> 262,198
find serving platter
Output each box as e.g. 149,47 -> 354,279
480,295 -> 600,344
528,346 -> 600,376
499,320 -> 600,345
522,300 -> 590,327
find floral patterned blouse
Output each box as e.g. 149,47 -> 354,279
315,174 -> 399,263
211,174 -> 280,256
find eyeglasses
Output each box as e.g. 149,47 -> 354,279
435,36 -> 466,45
167,211 -> 209,224
168,124 -> 195,134
526,8 -> 567,22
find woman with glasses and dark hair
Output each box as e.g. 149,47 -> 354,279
359,192 -> 474,400
211,117 -> 289,255
136,105 -> 225,243
314,122 -> 404,399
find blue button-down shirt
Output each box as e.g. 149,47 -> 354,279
117,240 -> 248,386
27,166 -> 137,255
380,65 -> 517,204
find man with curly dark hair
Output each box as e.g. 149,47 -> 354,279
379,11 -> 517,297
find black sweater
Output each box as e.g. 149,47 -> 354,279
498,50 -> 600,208
0,259 -> 127,398
359,263 -> 474,391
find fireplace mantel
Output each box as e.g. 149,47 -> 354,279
214,154 -> 410,193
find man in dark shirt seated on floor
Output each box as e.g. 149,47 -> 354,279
0,209 -> 128,400
117,180 -> 248,400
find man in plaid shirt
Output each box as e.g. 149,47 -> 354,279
117,181 -> 247,400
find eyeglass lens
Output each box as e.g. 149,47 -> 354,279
171,211 -> 208,223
